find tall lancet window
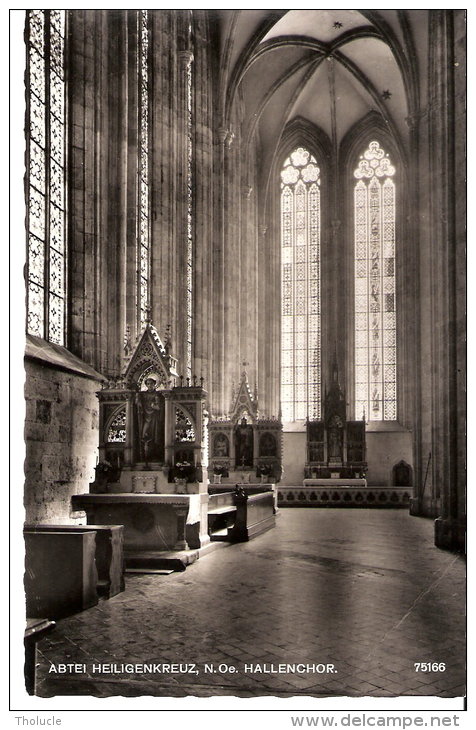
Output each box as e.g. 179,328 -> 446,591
354,140 -> 397,421
185,44 -> 193,377
138,10 -> 150,328
280,147 -> 321,422
26,10 -> 66,344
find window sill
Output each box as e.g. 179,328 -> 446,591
25,334 -> 105,382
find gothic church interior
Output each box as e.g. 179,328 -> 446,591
19,8 -> 465,700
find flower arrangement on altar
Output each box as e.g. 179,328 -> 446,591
174,460 -> 198,484
175,460 -> 191,471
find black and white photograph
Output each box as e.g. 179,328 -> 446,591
9,4 -> 467,724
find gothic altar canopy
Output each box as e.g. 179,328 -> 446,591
95,322 -> 207,493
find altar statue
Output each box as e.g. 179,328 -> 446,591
235,416 -> 253,467
328,427 -> 342,459
213,433 -> 229,457
136,377 -> 165,462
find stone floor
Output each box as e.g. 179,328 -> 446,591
35,509 -> 466,699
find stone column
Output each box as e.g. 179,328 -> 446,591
211,126 -> 230,416
223,124 -> 241,407
107,11 -> 130,376
240,183 -> 253,379
329,219 -> 342,389
163,393 -> 174,466
229,424 -> 236,467
124,10 -> 139,343
69,11 -> 120,373
428,10 -> 465,551
253,428 -> 259,470
124,395 -> 134,466
191,11 -> 214,390
257,224 -> 269,414
408,11 -> 465,553
150,11 -> 178,347
241,162 -> 259,399
178,45 -> 194,375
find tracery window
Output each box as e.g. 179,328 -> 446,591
280,147 -> 321,422
26,10 -> 66,344
175,408 -> 195,442
138,10 -> 150,328
107,408 -> 127,443
354,140 -> 397,421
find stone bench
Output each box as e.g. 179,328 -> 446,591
24,524 -> 125,598
24,530 -> 98,620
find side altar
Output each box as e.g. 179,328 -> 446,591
303,361 -> 367,487
72,322 -> 210,555
208,369 -> 283,489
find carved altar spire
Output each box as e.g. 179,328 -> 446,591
229,382 -> 236,412
124,323 -> 132,357
123,321 -> 178,389
164,323 -> 172,354
230,368 -> 258,423
324,348 -> 346,427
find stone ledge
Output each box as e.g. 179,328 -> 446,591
25,334 -> 105,382
72,493 -> 194,506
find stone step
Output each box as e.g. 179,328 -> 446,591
123,541 -> 227,572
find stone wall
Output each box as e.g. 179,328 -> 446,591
24,358 -> 100,524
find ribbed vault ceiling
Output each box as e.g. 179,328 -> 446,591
217,9 -> 427,200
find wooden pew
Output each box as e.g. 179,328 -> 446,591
207,492 -> 237,539
228,490 -> 275,542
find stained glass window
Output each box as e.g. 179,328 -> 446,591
354,141 -> 397,421
138,10 -> 150,328
27,10 -> 66,344
280,147 -> 321,422
185,47 -> 193,378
